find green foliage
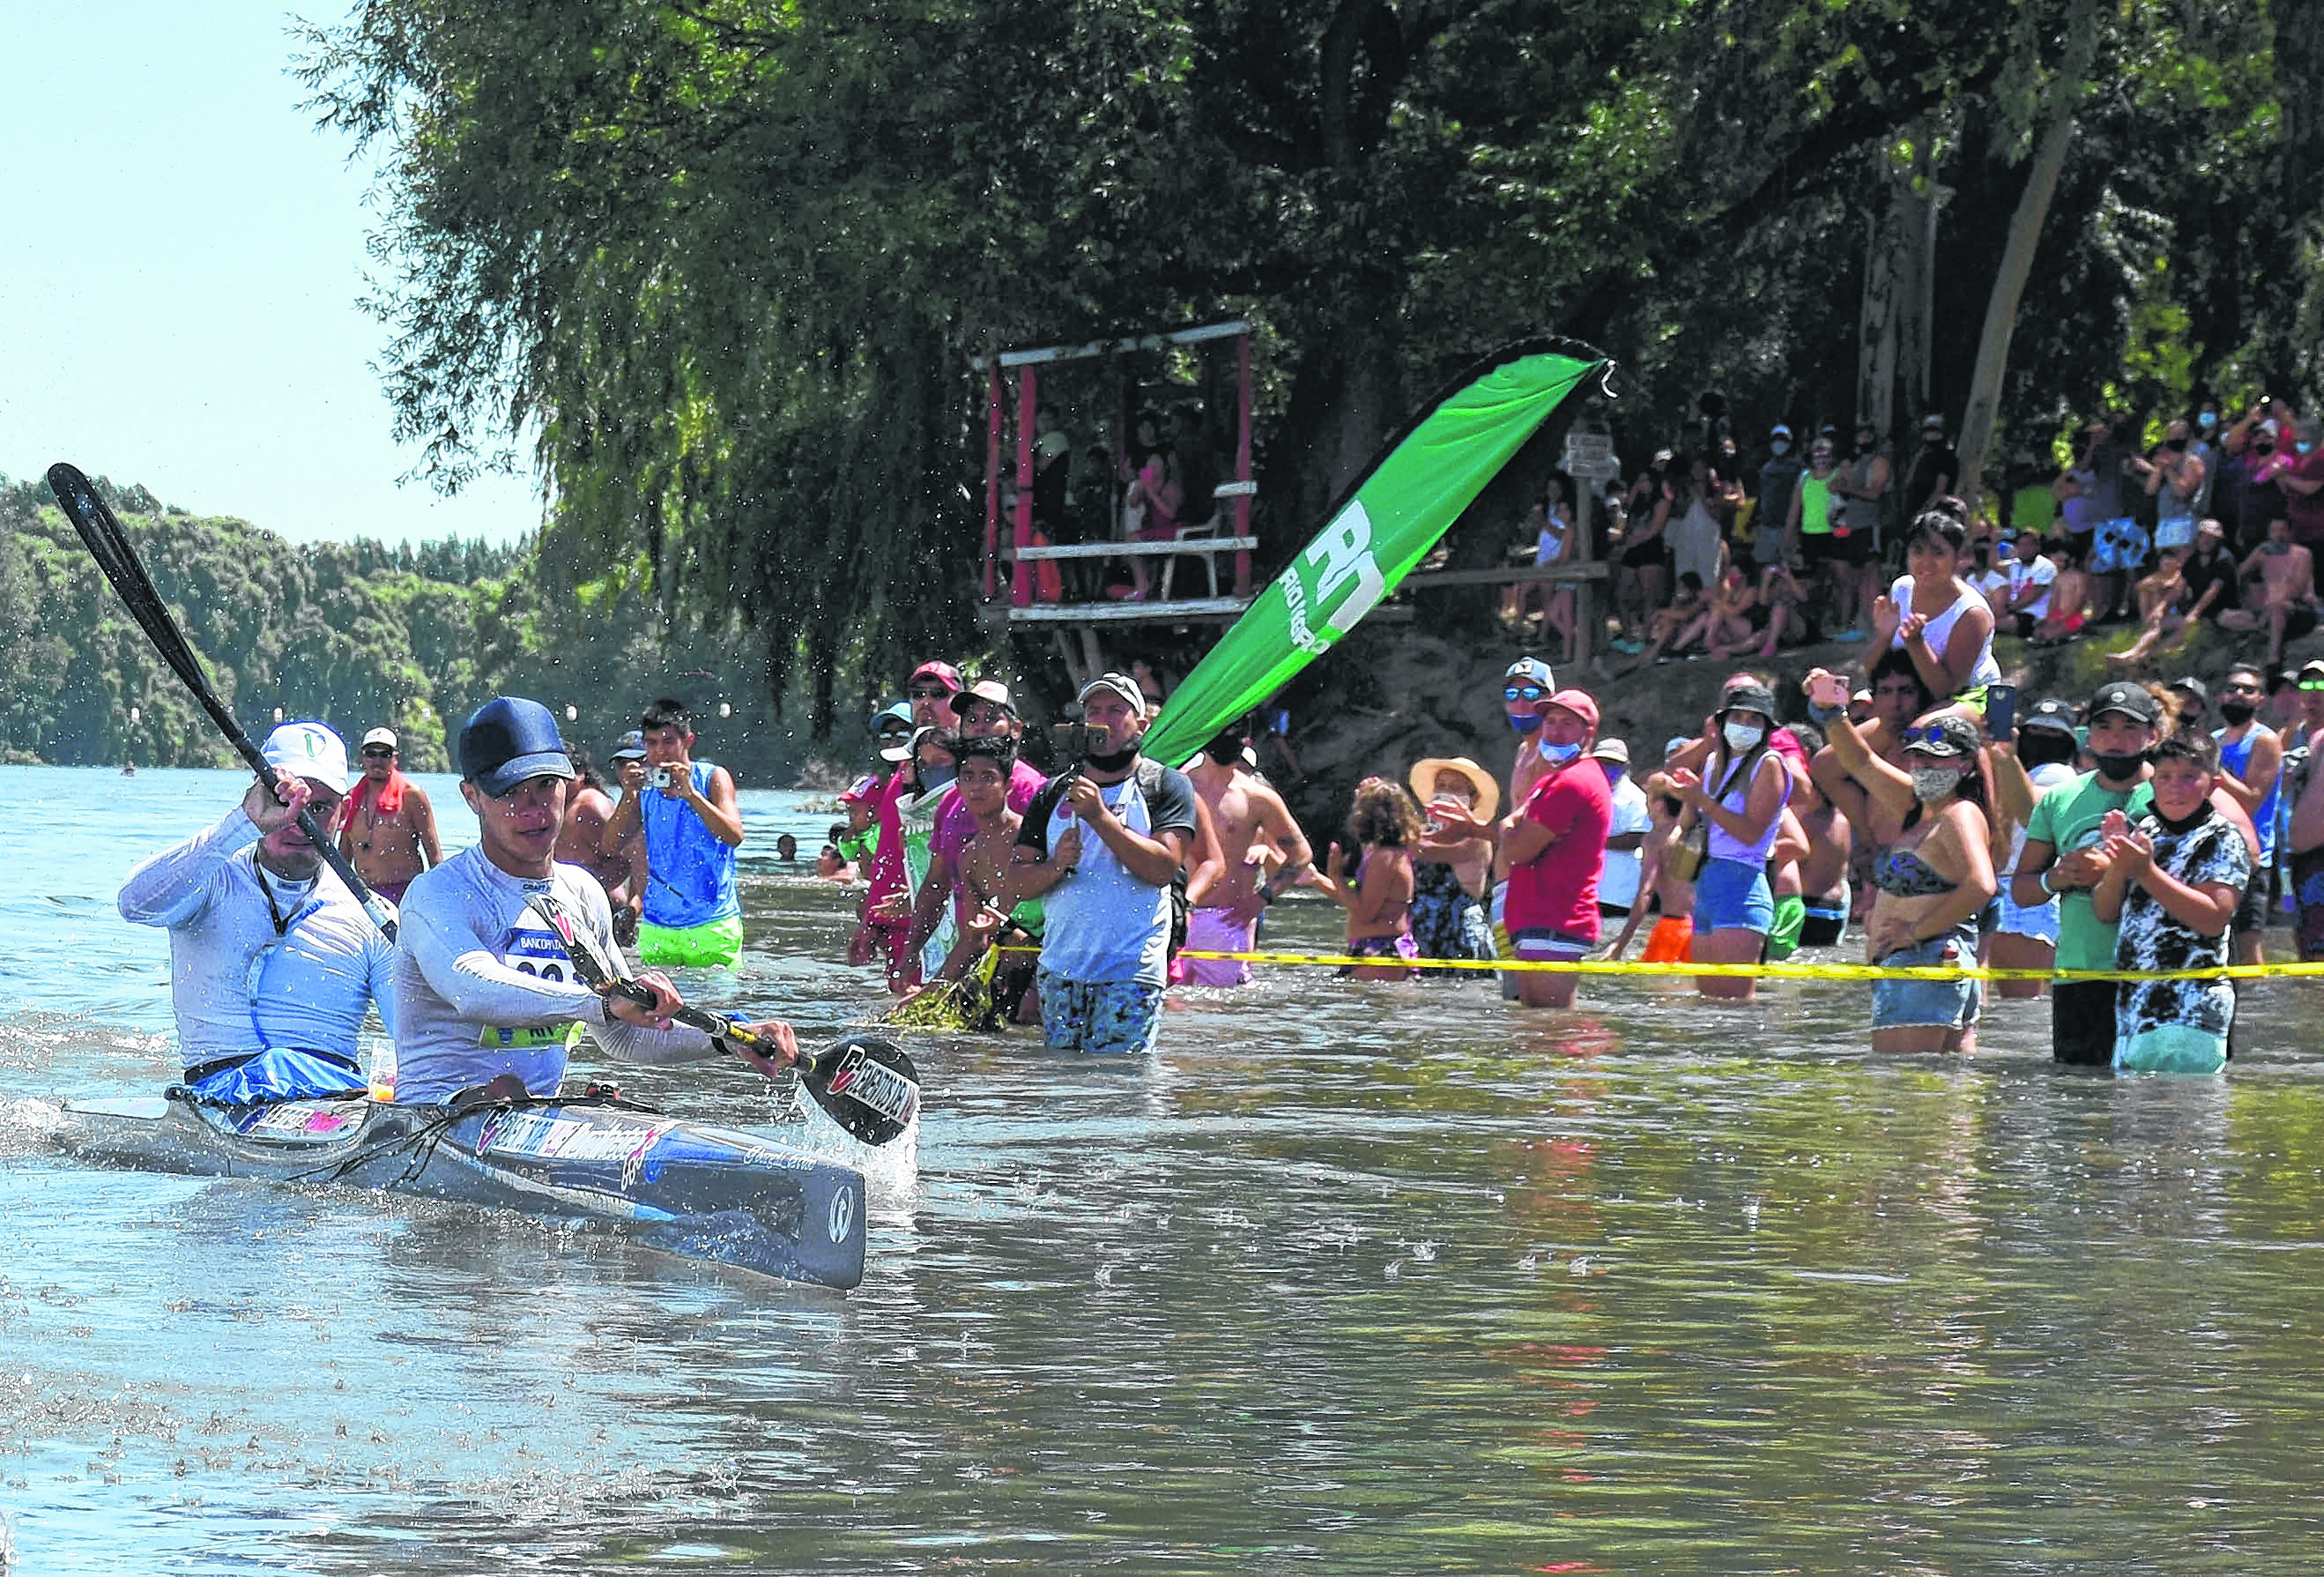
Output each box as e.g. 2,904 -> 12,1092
294,0 -> 2319,703
0,477 -> 813,781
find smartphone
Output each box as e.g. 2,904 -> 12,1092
1985,683 -> 2018,741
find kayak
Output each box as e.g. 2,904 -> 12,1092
50,1090 -> 869,1290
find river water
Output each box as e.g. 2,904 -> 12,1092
5,763 -> 2324,1571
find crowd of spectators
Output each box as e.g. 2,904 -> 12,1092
1556,399 -> 2324,680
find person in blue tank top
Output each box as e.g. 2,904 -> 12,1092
599,697 -> 746,967
2211,663 -> 2284,966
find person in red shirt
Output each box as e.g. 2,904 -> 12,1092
1496,688 -> 1614,1008
2278,423 -> 2324,550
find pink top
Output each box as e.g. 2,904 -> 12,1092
1502,760 -> 1614,941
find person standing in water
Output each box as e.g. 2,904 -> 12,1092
1184,713 -> 1313,986
336,728 -> 442,904
121,722 -> 396,1101
599,697 -> 746,969
393,696 -> 796,1105
1667,681 -> 1792,1001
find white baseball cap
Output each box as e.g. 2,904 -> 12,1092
260,721 -> 351,795
361,726 -> 397,750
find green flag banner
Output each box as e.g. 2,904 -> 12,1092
1142,337 -> 1609,766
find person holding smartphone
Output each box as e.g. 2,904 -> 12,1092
598,696 -> 746,969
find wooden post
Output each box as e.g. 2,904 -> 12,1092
1013,368 -> 1037,607
984,363 -> 1002,601
1234,330 -> 1254,597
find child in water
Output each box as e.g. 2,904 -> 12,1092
2091,730 -> 2249,1072
1303,777 -> 1423,980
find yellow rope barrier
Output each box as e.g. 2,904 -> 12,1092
1156,948 -> 2321,984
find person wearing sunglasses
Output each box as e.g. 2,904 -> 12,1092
2204,664 -> 2284,969
1812,684 -> 1995,1052
2283,661 -> 2324,963
119,722 -> 397,1104
334,727 -> 442,904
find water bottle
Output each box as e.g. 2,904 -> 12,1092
367,1036 -> 397,1105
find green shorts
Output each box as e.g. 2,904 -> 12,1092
635,911 -> 744,969
1763,892 -> 1807,962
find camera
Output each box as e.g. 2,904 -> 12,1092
650,765 -> 676,791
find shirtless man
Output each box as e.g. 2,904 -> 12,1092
1183,715 -> 1312,986
554,748 -> 635,913
601,732 -> 651,943
337,727 -> 442,903
2220,516 -> 2320,666
1784,720 -> 1854,946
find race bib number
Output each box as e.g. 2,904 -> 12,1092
479,918 -> 586,1048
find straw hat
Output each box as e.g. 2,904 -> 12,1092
1407,756 -> 1500,822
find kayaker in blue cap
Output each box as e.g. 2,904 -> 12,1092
390,696 -> 798,1105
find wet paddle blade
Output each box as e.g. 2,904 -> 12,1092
523,893 -> 920,1145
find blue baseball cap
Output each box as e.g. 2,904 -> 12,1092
457,697 -> 575,797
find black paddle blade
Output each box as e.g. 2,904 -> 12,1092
802,1035 -> 920,1144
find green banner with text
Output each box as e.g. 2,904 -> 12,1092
1143,338 -> 1608,766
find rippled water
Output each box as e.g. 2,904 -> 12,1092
7,763 -> 2324,1571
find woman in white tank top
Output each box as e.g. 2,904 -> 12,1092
1877,508 -> 2000,697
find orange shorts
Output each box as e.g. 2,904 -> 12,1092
1642,913 -> 1695,964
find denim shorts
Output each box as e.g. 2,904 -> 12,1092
1695,858 -> 1773,934
1871,930 -> 1982,1031
1995,889 -> 2060,944
1511,927 -> 1593,962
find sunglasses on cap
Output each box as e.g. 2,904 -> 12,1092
1897,725 -> 1970,751
1504,682 -> 1548,702
2300,679 -> 2324,694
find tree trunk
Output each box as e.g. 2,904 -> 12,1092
1956,112 -> 2076,510
1857,169 -> 1900,438
1896,136 -> 1940,424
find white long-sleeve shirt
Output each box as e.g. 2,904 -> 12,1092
117,807 -> 397,1068
390,846 -> 716,1105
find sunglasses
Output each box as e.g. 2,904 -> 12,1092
2221,681 -> 2262,694
1504,683 -> 1548,702
907,686 -> 953,700
1897,725 -> 1967,751
360,747 -> 395,758
2300,681 -> 2324,693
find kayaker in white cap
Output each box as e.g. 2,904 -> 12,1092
117,720 -> 397,1103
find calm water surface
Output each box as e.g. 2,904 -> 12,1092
6,764 -> 2324,1572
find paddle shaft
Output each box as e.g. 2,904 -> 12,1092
47,463 -> 397,941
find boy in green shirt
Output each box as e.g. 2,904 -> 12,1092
2014,681 -> 2161,1065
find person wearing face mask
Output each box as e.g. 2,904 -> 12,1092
867,728 -> 961,987
2128,419 -> 2208,550
1811,692 -> 1994,1053
1499,657 -> 1560,810
1756,425 -> 1805,570
2208,665 -> 2283,967
2276,419 -> 2324,551
1484,689 -> 1612,1008
1179,714 -> 1313,986
2013,681 -> 2167,1063
1666,681 -> 1793,1000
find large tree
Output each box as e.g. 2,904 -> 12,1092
303,0 -> 2308,725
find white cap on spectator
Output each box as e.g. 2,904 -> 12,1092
361,726 -> 397,750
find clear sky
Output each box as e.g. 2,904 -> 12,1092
0,1 -> 541,546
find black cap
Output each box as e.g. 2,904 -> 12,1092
2086,680 -> 2160,727
2168,675 -> 2209,710
2021,697 -> 2079,737
1721,681 -> 1778,723
458,697 -> 575,797
1901,713 -> 1982,759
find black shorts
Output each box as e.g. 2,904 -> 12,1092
2052,978 -> 2119,1067
1620,537 -> 1667,570
2233,867 -> 2271,936
2015,612 -> 2038,640
1802,531 -> 1871,569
